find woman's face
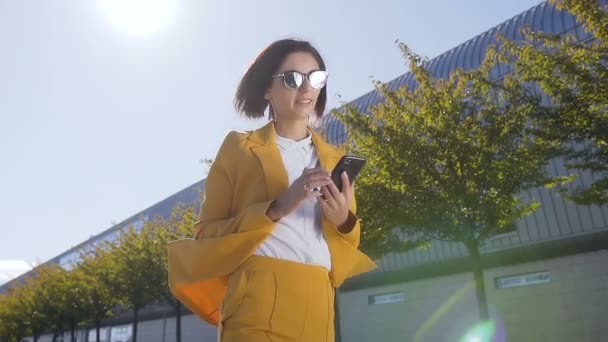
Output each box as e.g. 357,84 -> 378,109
265,51 -> 325,122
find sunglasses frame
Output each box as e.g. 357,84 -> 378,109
272,70 -> 329,90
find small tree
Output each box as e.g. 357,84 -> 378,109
146,204 -> 197,342
0,289 -> 30,342
59,268 -> 99,342
26,264 -> 70,341
19,275 -> 48,342
77,245 -> 120,342
106,223 -> 161,342
338,43 -> 565,320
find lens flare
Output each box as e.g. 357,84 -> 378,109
459,320 -> 507,342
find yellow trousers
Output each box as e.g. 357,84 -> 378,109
219,255 -> 335,342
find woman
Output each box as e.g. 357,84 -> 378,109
168,39 -> 377,342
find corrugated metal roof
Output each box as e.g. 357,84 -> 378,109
318,0 -> 608,271
326,0 -> 602,147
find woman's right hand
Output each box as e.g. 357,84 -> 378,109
266,167 -> 332,222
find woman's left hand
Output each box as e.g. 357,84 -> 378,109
318,171 -> 353,230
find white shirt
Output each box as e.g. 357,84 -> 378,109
253,133 -> 332,271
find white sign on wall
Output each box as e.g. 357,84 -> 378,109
495,271 -> 551,289
369,292 -> 405,305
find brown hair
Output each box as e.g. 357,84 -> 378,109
234,39 -> 327,119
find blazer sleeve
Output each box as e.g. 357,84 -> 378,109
193,132 -> 276,239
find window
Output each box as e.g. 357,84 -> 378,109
59,250 -> 82,270
487,229 -> 518,242
103,230 -> 120,244
110,325 -> 132,342
88,328 -> 108,342
495,271 -> 551,289
131,214 -> 149,232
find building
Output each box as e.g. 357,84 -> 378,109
2,1 -> 607,341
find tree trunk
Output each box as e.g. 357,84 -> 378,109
132,306 -> 139,342
70,323 -> 75,342
175,302 -> 182,342
468,239 -> 490,321
96,320 -> 101,342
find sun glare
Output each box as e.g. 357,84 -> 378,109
97,0 -> 177,35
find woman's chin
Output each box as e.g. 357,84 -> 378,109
294,106 -> 315,118
277,110 -> 313,121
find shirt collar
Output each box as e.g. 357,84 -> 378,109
275,131 -> 314,152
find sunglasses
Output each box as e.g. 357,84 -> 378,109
272,70 -> 328,90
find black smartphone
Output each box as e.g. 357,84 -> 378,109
331,155 -> 366,191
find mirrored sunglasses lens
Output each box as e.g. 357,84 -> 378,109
284,72 -> 303,89
309,71 -> 328,89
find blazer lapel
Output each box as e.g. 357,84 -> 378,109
248,122 -> 343,202
311,129 -> 343,172
249,122 -> 289,201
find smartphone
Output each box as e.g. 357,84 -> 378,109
331,155 -> 366,191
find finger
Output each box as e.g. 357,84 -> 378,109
306,171 -> 332,183
326,177 -> 343,201
302,166 -> 326,175
309,189 -> 324,198
342,171 -> 354,202
302,168 -> 330,195
308,179 -> 333,191
341,171 -> 351,192
318,191 -> 335,207
318,196 -> 331,212
321,186 -> 338,208
303,180 -> 326,196
345,184 -> 354,204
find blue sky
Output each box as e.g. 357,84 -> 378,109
0,0 -> 543,284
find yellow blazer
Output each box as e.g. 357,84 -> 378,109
167,121 -> 377,326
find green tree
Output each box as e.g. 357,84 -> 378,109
77,245 -> 120,342
0,267 -> 64,342
100,204 -> 197,342
0,288 -> 30,342
24,264 -> 68,341
337,43 -> 565,320
105,221 -> 162,342
0,295 -> 7,341
147,204 -> 197,342
60,267 -> 98,342
496,0 -> 608,205
41,265 -> 80,342
18,274 -> 48,342
0,294 -> 8,341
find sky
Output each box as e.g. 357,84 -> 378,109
0,0 -> 545,285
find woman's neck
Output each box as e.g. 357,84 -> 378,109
273,118 -> 309,141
